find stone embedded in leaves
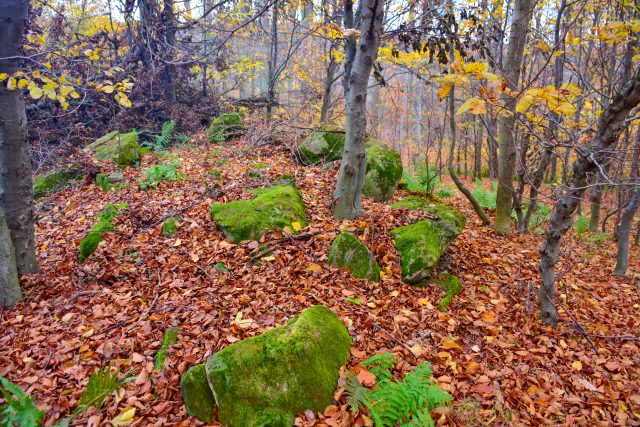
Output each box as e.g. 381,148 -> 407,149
296,126 -> 345,165
363,144 -> 403,202
328,232 -> 380,282
393,197 -> 466,235
391,203 -> 465,285
78,203 -> 127,264
85,130 -> 146,167
33,168 -> 84,199
208,113 -> 244,144
181,364 -> 214,423
161,217 -> 180,237
210,185 -> 307,243
199,305 -> 351,427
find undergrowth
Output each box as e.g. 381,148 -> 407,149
137,161 -> 185,190
471,180 -> 496,209
344,352 -> 452,427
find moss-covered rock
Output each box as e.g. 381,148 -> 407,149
154,326 -> 179,370
204,305 -> 351,427
161,217 -> 180,237
328,233 -> 380,281
208,113 -> 244,143
393,197 -> 466,234
95,171 -> 126,192
33,168 -> 83,198
181,364 -> 214,423
363,144 -> 403,201
85,131 -> 145,167
78,203 -> 127,264
296,126 -> 345,165
211,185 -> 307,243
437,274 -> 462,312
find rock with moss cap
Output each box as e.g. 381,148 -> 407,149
363,144 -> 403,201
391,202 -> 464,285
85,130 -> 145,167
182,305 -> 350,427
78,203 -> 127,263
328,233 -> 380,281
33,167 -> 83,199
181,364 -> 214,423
211,185 -> 307,243
392,196 -> 465,234
296,126 -> 345,165
208,113 -> 244,143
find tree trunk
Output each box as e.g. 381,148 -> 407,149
0,205 -> 20,307
538,69 -> 640,326
162,0 -> 177,103
332,0 -> 383,219
494,0 -> 534,233
0,0 -> 38,277
319,53 -> 337,123
266,0 -> 279,119
614,186 -> 639,276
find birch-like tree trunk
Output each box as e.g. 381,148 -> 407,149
538,69 -> 640,325
494,0 -> 534,233
0,0 -> 38,278
332,0 -> 383,219
0,206 -> 20,307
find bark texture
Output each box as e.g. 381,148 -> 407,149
0,205 -> 20,307
538,69 -> 640,326
0,0 -> 38,276
494,0 -> 534,233
332,0 -> 383,219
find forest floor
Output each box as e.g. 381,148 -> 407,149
1,133 -> 639,426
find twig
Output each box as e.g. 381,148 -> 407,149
248,230 -> 322,262
126,270 -> 162,332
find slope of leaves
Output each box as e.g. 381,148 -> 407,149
0,133 -> 638,426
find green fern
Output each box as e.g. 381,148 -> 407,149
345,353 -> 452,427
137,161 -> 185,190
0,376 -> 43,427
143,120 -> 178,152
76,366 -> 134,412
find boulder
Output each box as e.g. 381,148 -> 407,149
208,113 -> 244,143
211,185 -> 307,243
180,305 -> 351,426
328,233 -> 380,282
95,171 -> 126,192
85,131 -> 145,167
181,364 -> 214,423
79,203 -> 127,264
390,203 -> 465,285
33,168 -> 83,198
296,126 -> 345,165
393,197 -> 465,235
363,144 -> 403,201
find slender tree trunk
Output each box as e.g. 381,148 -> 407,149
614,186 -> 639,275
538,69 -> 640,326
0,0 -> 38,277
319,53 -> 337,123
266,0 -> 279,119
162,0 -> 177,103
494,0 -> 534,233
475,116 -> 483,180
332,0 -> 383,219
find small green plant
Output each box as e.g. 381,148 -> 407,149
137,161 -> 185,190
207,168 -> 222,179
573,214 -> 589,236
472,180 -> 496,209
214,262 -> 229,273
154,327 -> 180,370
344,352 -> 452,427
252,162 -> 269,169
79,203 -> 127,264
143,120 -> 188,152
436,188 -> 454,198
401,164 -> 441,197
161,216 -> 180,237
0,376 -> 44,427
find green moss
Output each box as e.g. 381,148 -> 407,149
203,305 -> 351,427
269,174 -> 296,187
363,144 -> 403,201
208,168 -> 222,179
296,126 -> 345,165
252,163 -> 269,169
208,113 -> 244,143
328,233 -> 380,282
392,197 -> 465,235
436,274 -> 462,312
181,364 -> 214,423
78,203 -> 127,264
85,131 -> 145,167
33,168 -> 83,198
95,172 -> 127,192
154,326 -> 180,370
161,217 -> 180,237
211,185 -> 307,243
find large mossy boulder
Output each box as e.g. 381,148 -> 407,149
33,168 -> 83,199
363,144 -> 403,201
393,196 -> 465,235
296,126 -> 345,165
181,305 -> 351,426
85,131 -> 145,167
211,185 -> 307,243
181,364 -> 214,423
208,112 -> 244,143
391,202 -> 465,285
328,232 -> 380,281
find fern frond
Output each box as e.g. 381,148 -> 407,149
75,366 -> 134,413
343,371 -> 369,413
362,352 -> 396,384
0,376 -> 44,427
